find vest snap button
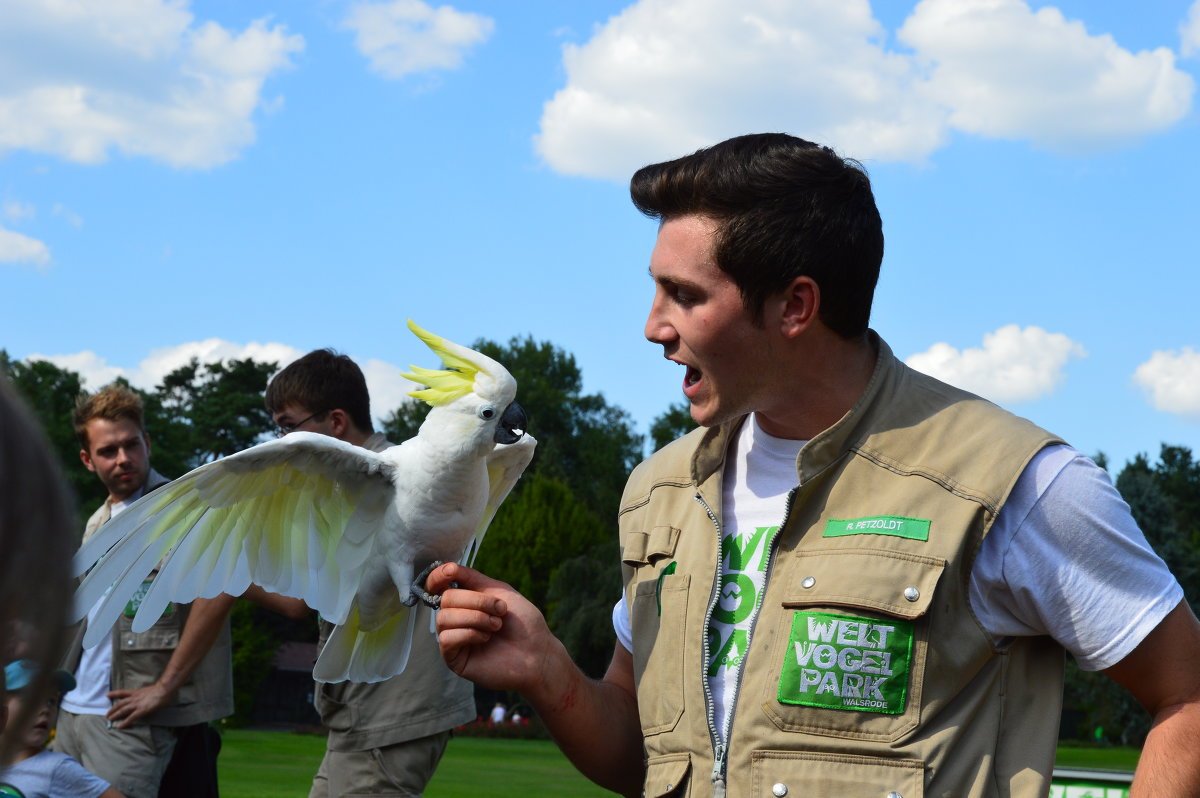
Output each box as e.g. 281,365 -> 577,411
886,792 -> 904,798
772,783 -> 788,797
903,586 -> 920,602
801,576 -> 815,589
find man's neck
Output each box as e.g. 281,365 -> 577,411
755,332 -> 878,441
342,428 -> 373,448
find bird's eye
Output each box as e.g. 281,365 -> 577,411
478,406 -> 496,420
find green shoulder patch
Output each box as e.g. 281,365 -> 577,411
778,611 -> 913,714
823,515 -> 930,541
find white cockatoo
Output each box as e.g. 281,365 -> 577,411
71,320 -> 536,683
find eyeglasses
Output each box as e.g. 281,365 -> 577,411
275,409 -> 329,437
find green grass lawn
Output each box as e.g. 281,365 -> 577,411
217,730 -> 616,798
217,729 -> 1138,798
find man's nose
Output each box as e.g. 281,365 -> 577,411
644,295 -> 675,344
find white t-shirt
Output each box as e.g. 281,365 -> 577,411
613,415 -> 1183,741
62,494 -> 141,716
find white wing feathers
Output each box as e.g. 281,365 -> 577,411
73,433 -> 397,650
462,434 -> 537,568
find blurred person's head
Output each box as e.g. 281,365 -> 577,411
2,661 -> 75,761
0,378 -> 74,764
73,384 -> 151,502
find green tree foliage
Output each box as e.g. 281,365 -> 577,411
151,357 -> 278,469
475,472 -> 607,610
472,336 -> 643,520
1063,445 -> 1200,745
649,400 -> 697,452
545,541 -> 623,678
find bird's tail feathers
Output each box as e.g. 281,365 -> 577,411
313,601 -> 417,684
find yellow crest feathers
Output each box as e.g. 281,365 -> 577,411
402,320 -> 483,407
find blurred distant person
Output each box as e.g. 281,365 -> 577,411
265,349 -> 476,798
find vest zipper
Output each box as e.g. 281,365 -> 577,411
694,492 -> 727,796
695,486 -> 800,795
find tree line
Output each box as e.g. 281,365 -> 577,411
3,345 -> 1196,741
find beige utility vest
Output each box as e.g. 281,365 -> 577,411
619,337 -> 1064,798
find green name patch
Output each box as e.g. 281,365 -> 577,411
778,611 -> 913,714
823,515 -> 930,541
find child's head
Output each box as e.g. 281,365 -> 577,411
2,661 -> 75,754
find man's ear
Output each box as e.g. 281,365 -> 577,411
80,448 -> 96,473
327,409 -> 350,439
779,276 -> 820,338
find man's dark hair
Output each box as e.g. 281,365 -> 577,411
630,133 -> 884,338
265,349 -> 374,434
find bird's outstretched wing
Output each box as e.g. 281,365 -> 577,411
461,434 -> 537,567
73,432 -> 397,649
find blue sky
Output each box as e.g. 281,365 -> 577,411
3,0 -> 1199,474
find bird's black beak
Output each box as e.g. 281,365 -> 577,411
494,402 -> 527,444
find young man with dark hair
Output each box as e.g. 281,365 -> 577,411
265,350 -> 476,798
57,385 -> 235,798
430,133 -> 1200,797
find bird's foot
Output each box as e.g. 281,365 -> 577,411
410,560 -> 452,609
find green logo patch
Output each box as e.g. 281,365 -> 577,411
124,579 -> 173,619
778,611 -> 913,714
823,515 -> 930,541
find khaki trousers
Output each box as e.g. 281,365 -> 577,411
53,709 -> 177,798
307,730 -> 452,798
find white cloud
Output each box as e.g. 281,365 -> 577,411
536,0 -> 1194,179
361,358 -> 423,421
3,201 -> 35,221
28,339 -> 304,391
25,350 -> 124,388
341,0 -> 494,80
0,225 -> 51,267
1133,347 -> 1200,420
1183,1 -> 1200,58
53,203 -> 84,228
0,1 -> 304,168
905,324 -> 1086,404
900,0 -> 1193,151
537,0 -> 944,179
133,339 -> 305,388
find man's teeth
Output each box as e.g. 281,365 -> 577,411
685,366 -> 701,385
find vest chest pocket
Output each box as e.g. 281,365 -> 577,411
624,525 -> 689,737
758,549 -> 945,743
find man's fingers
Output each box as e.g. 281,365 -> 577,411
436,584 -> 508,617
436,603 -> 504,634
427,562 -> 508,595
